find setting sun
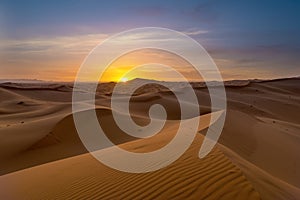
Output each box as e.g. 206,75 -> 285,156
120,77 -> 129,82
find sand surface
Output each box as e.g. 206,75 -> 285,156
0,78 -> 299,199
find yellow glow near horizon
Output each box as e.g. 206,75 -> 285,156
96,49 -> 203,83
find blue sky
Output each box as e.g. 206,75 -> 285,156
0,0 -> 299,81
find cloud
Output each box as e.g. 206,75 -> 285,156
0,33 -> 108,55
0,33 -> 109,80
182,29 -> 209,36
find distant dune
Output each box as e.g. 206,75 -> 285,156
0,77 -> 299,199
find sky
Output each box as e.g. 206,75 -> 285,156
0,0 -> 299,81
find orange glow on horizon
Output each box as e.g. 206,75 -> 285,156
97,48 -> 203,83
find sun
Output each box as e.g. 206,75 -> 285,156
120,77 -> 129,82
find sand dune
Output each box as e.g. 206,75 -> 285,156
0,77 -> 299,199
1,115 -> 261,200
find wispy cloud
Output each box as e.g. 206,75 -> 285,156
0,33 -> 108,55
182,29 -> 209,36
0,33 -> 108,80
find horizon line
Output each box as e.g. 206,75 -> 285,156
0,75 -> 299,84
